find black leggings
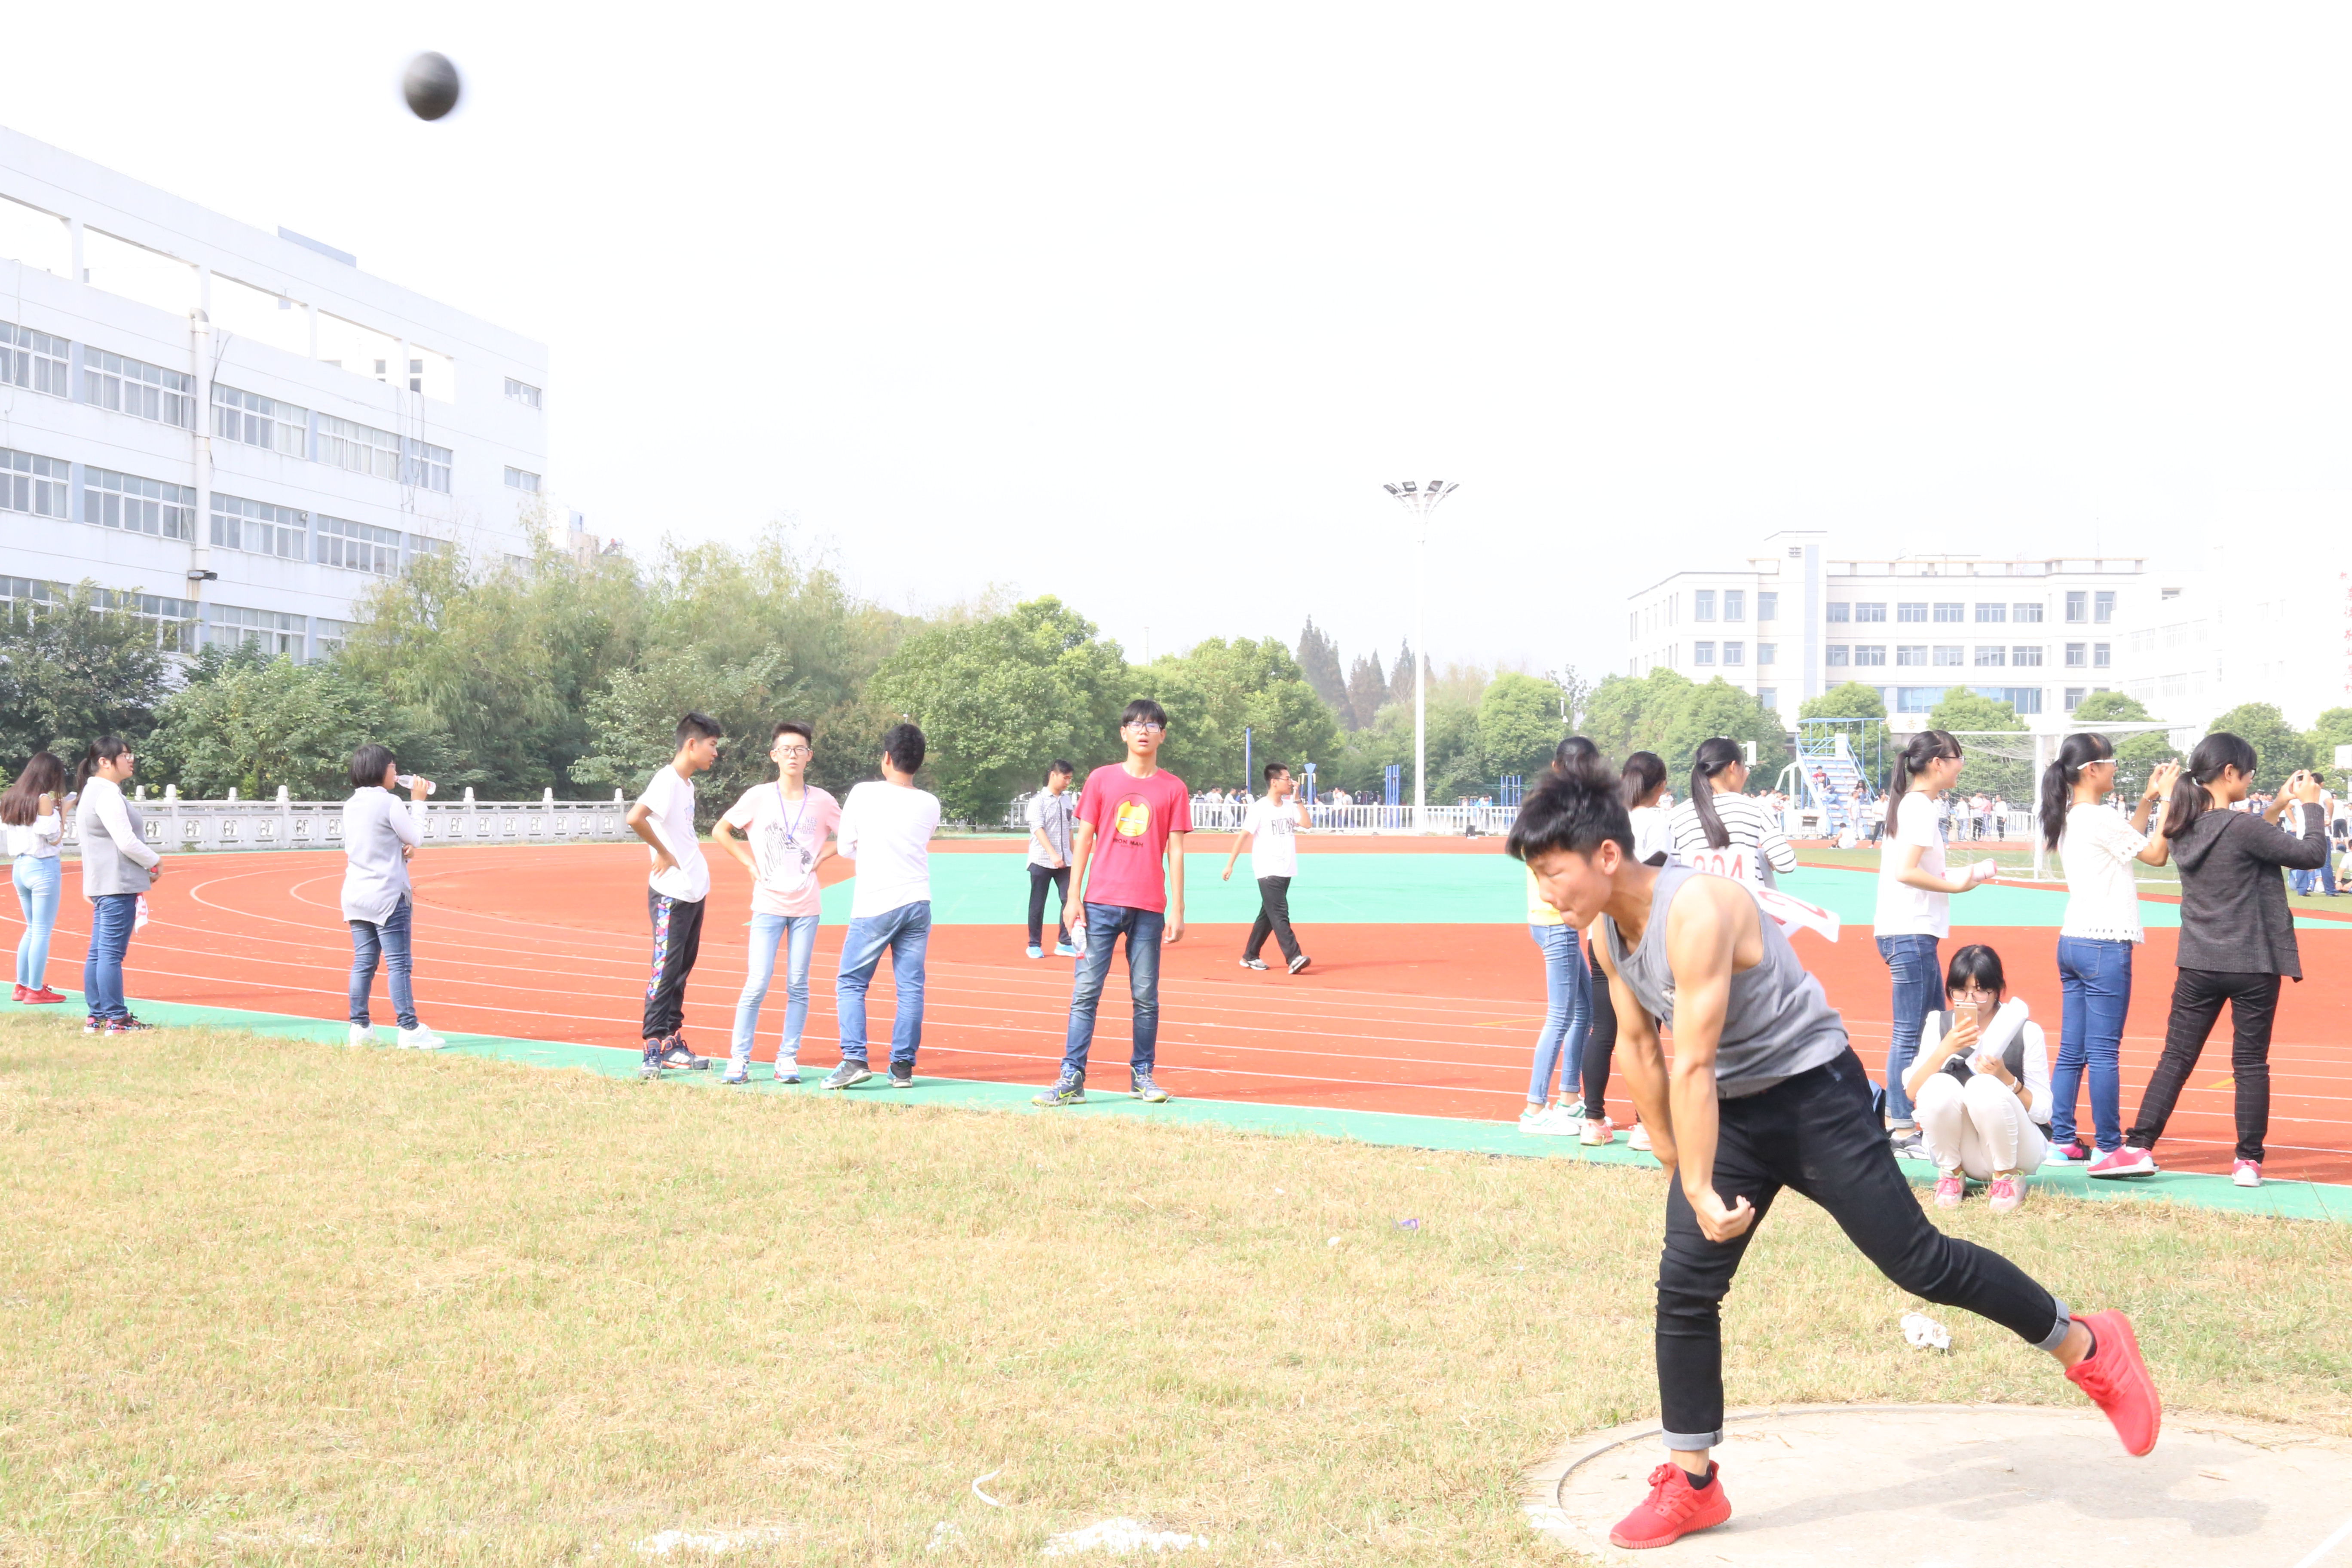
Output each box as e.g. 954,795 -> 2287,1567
1581,933 -> 1616,1114
2126,967 -> 2282,1163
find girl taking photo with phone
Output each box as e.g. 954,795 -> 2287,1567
1901,944 -> 2052,1212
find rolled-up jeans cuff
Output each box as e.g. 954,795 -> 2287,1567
1661,1426 -> 1723,1452
2034,1298 -> 2073,1354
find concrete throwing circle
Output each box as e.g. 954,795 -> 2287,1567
1525,1403 -> 2352,1565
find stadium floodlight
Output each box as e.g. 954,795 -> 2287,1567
1382,479 -> 1460,832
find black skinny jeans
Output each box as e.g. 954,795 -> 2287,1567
1244,876 -> 1303,964
1026,864 -> 1071,948
1656,1050 -> 2069,1449
1582,933 -> 1617,1114
2126,968 -> 2282,1163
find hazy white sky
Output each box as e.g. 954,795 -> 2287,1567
8,4 -> 2352,682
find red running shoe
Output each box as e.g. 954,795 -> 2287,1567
1610,1462 -> 1731,1550
2066,1309 -> 2161,1456
9,984 -> 25,1002
24,988 -> 66,1004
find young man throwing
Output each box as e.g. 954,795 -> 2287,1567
1508,754 -> 2159,1551
1025,760 -> 1078,959
627,712 -> 723,1078
824,723 -> 941,1090
1034,699 -> 1189,1106
1222,760 -> 1311,974
712,721 -> 839,1085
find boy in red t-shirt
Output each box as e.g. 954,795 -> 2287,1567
1034,699 -> 1191,1106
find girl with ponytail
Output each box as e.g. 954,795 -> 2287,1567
2040,733 -> 2179,1164
1575,753 -> 1673,1151
1666,737 -> 1798,888
2103,734 -> 2327,1185
1519,738 -> 1604,1135
1873,729 -> 1994,1156
73,734 -> 162,1034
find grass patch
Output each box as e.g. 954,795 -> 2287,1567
0,1016 -> 2346,1565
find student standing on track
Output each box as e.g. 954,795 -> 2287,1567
1509,755 -> 2159,1551
340,744 -> 446,1050
1024,761 -> 1078,959
1667,738 -> 1798,888
2039,735 -> 2178,1165
1520,739 -> 1605,1137
824,723 -> 941,1091
627,712 -> 723,1079
1223,760 -> 1311,975
74,735 -> 161,1035
1034,699 -> 1190,1108
713,721 -> 840,1086
2103,738 -> 2328,1188
1874,730 -> 1995,1159
2,752 -> 67,1004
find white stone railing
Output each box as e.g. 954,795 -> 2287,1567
65,786 -> 636,853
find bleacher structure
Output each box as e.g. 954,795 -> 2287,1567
1782,718 -> 1886,833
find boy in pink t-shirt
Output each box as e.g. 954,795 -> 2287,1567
1034,698 -> 1191,1106
712,721 -> 840,1084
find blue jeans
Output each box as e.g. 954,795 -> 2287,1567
12,854 -> 60,989
1059,902 -> 1165,1082
350,897 -> 419,1030
835,900 -> 930,1068
83,892 -> 137,1021
2051,935 -> 2132,1152
734,912 -> 821,1070
1527,923 -> 1589,1104
2292,867 -> 2320,896
1876,933 -> 1945,1123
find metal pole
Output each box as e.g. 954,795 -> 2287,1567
1244,725 -> 1252,796
1384,481 -> 1458,834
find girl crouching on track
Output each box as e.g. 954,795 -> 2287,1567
1901,944 -> 2051,1213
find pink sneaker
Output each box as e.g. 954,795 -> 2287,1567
2086,1145 -> 2157,1179
1580,1117 -> 1617,1147
1988,1173 -> 2026,1212
1932,1173 -> 1964,1209
2232,1159 -> 2262,1188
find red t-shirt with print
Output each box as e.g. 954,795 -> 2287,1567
1075,763 -> 1192,913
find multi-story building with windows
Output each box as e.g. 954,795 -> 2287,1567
1625,530 -> 2148,732
0,127 -> 548,659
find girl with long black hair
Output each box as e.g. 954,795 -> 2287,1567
2100,734 -> 2327,1186
0,752 -> 68,1002
74,735 -> 161,1033
1521,737 -> 1601,1134
1575,752 -> 1671,1149
1666,738 -> 1798,888
2037,733 -> 2178,1164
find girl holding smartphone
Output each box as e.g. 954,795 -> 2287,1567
1901,945 -> 2052,1212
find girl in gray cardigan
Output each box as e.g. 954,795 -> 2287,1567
74,736 -> 162,1032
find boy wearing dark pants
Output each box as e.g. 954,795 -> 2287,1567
627,712 -> 723,1078
1222,760 -> 1311,973
1025,760 -> 1077,959
823,723 -> 942,1090
1034,699 -> 1190,1107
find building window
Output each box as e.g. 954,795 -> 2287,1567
505,376 -> 542,408
403,438 -> 453,493
1757,642 -> 1776,666
315,514 -> 402,576
83,467 -> 195,539
2012,645 -> 2044,667
1975,646 -> 2007,668
209,494 -> 306,559
1757,687 -> 1777,711
1934,602 -> 1964,623
1826,645 -> 1850,666
119,591 -> 198,653
1694,590 -> 1716,622
2094,643 -> 2111,668
2095,590 -> 2116,623
1897,645 -> 1927,667
1722,640 -> 1745,666
1757,591 -> 1779,621
1933,646 -> 1964,667
2064,687 -> 2086,712
1694,640 -> 1716,665
2065,643 -> 2086,668
1723,589 -> 1745,622
0,575 -> 59,624
313,618 -> 351,658
1896,687 -> 1947,712
2013,602 -> 2044,623
2066,590 -> 2087,622
407,533 -> 448,560
1827,602 -> 1851,623
1975,602 -> 2007,623
0,447 -> 69,519
213,385 -> 307,455
202,603 -> 306,658
1854,645 -> 1886,666
1976,686 -> 2044,715
86,349 -> 195,428
1897,602 -> 1926,623
504,466 -> 540,492
317,414 -> 402,481
0,322 -> 70,397
1855,602 -> 1887,622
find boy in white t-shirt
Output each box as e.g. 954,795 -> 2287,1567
1024,761 -> 1078,959
712,720 -> 840,1084
625,711 -> 723,1078
1221,761 -> 1312,973
823,723 -> 943,1090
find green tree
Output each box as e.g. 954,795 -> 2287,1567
2306,707 -> 2352,787
1660,679 -> 1793,785
0,585 -> 171,767
569,647 -> 801,825
1343,653 -> 1389,732
1799,681 -> 1888,722
2073,691 -> 2151,724
2207,702 -> 2312,790
1141,637 -> 1336,790
147,650 -> 459,798
1582,668 -> 1696,761
1294,618 -> 1351,728
1476,673 -> 1565,782
1388,643 -> 1416,709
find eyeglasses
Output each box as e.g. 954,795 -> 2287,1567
776,744 -> 812,756
1125,721 -> 1165,732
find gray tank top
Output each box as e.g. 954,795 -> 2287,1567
1602,863 -> 1850,1098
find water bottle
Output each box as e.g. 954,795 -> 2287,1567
397,773 -> 438,796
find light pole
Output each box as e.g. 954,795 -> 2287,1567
1382,479 -> 1458,832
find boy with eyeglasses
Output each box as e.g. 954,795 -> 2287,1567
1034,699 -> 1191,1106
712,721 -> 839,1084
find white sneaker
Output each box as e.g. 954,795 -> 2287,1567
1628,1123 -> 1653,1152
347,1023 -> 374,1047
396,1025 -> 447,1051
1518,1104 -> 1577,1136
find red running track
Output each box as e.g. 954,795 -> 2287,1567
13,841 -> 2350,1183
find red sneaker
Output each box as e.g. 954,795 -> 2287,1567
24,988 -> 65,1005
9,984 -> 24,1002
1610,1461 -> 1732,1549
2065,1309 -> 2161,1456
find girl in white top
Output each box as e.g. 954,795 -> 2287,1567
1900,944 -> 2051,1212
0,752 -> 67,1001
340,744 -> 445,1050
1667,737 -> 1799,888
2037,734 -> 2179,1162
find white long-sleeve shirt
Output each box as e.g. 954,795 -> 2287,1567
341,788 -> 421,923
5,810 -> 61,859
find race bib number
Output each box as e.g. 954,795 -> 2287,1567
1678,845 -> 1760,885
